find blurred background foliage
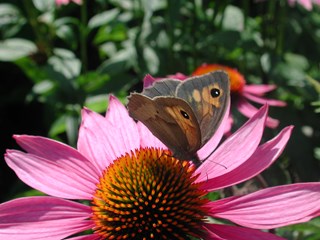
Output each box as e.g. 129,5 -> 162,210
0,0 -> 319,238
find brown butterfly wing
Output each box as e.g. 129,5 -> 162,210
142,79 -> 180,98
176,71 -> 230,147
127,93 -> 201,160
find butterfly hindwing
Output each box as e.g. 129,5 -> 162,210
127,93 -> 201,159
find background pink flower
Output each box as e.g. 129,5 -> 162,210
147,64 -> 286,131
55,0 -> 82,6
193,64 -> 286,129
287,0 -> 320,10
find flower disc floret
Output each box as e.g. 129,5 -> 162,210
91,148 -> 209,239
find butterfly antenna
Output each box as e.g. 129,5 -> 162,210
200,148 -> 227,169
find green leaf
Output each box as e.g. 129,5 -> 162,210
77,71 -> 110,92
94,24 -> 127,44
32,0 -> 55,12
205,191 -> 220,201
222,5 -> 244,31
84,94 -> 108,113
65,114 -> 79,147
109,0 -> 134,11
274,62 -> 306,86
88,8 -> 120,29
56,25 -> 76,45
284,52 -> 309,70
0,3 -> 26,37
143,46 -> 159,74
306,75 -> 320,93
209,30 -> 241,49
99,42 -> 117,57
15,57 -> 48,83
13,189 -> 45,198
54,17 -> 80,48
49,115 -> 67,138
98,48 -> 134,75
278,217 -> 320,239
48,48 -> 81,79
261,53 -> 271,73
32,79 -> 55,95
0,3 -> 20,16
0,38 -> 37,61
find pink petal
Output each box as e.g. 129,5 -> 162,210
166,72 -> 188,80
137,122 -> 167,149
205,224 -> 285,240
208,183 -> 320,229
287,0 -> 295,6
201,126 -> 293,191
0,196 -> 94,239
6,136 -> 99,200
55,0 -> 69,5
196,105 -> 268,181
237,98 -> 279,128
243,84 -> 277,95
78,108 -> 118,172
78,96 -> 139,173
56,0 -> 82,5
105,96 -> 140,151
298,0 -> 313,10
223,115 -> 233,135
143,74 -> 157,88
242,92 -> 287,107
197,101 -> 231,160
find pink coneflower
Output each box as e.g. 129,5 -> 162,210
1,96 -> 319,239
55,0 -> 82,6
151,64 -> 286,130
287,0 -> 320,10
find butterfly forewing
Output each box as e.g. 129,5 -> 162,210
142,79 -> 180,98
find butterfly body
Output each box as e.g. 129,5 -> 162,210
127,71 -> 230,163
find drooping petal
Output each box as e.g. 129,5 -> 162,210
204,224 -> 285,240
166,72 -> 188,80
78,97 -> 139,172
137,122 -> 167,149
143,74 -> 157,88
0,196 -> 94,240
208,183 -> 320,229
196,105 -> 268,181
6,135 -> 99,200
237,98 -> 279,128
201,126 -> 293,191
242,92 -> 286,107
105,96 -> 140,151
197,102 -> 231,160
242,84 -> 277,95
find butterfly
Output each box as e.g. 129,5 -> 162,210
127,71 -> 230,166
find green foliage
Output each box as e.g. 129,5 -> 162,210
1,0 -> 320,238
